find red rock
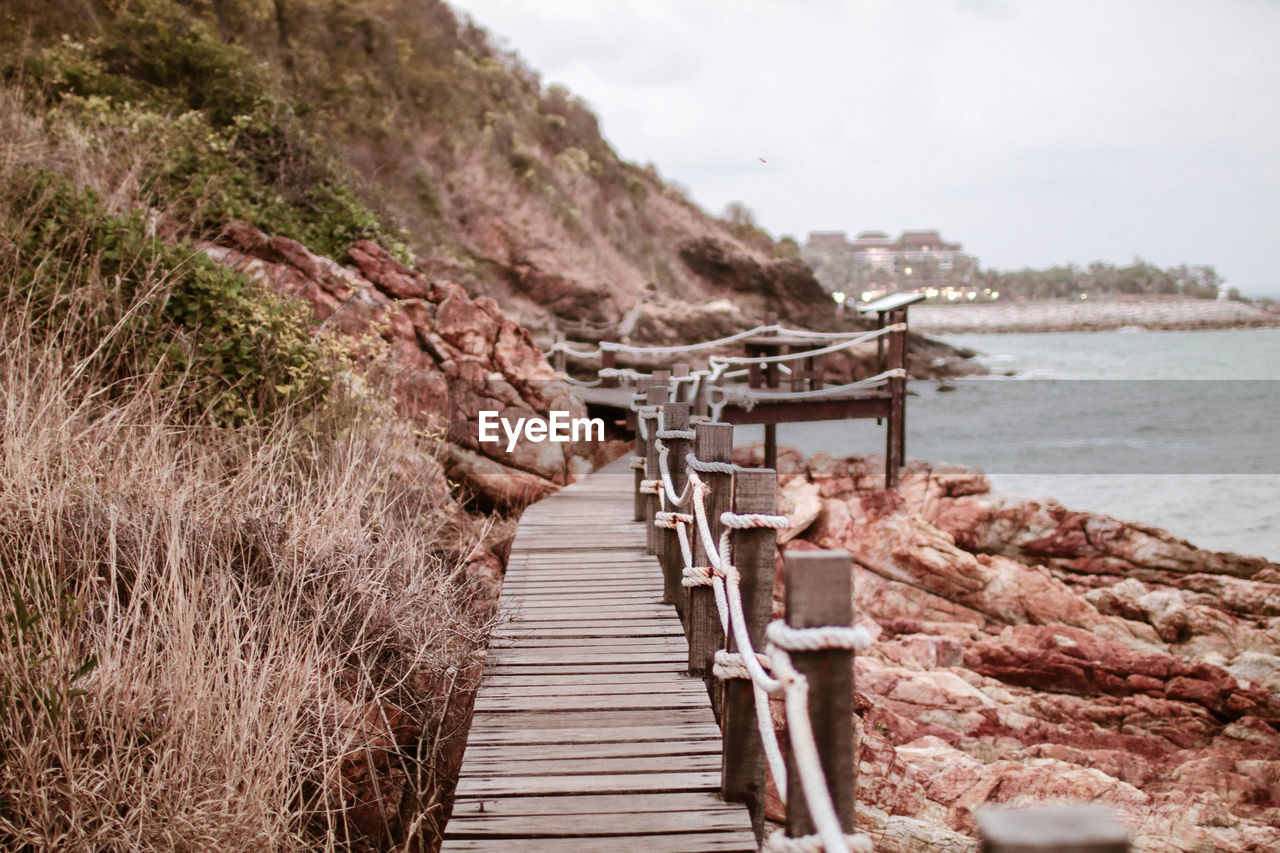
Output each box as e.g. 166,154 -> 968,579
780,449 -> 1280,849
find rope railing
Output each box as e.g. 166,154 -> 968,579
548,321 -> 894,361
632,393 -> 874,853
706,325 -> 901,367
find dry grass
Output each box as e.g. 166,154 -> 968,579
0,302 -> 495,852
0,86 -> 497,850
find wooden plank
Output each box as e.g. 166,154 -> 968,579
445,454 -> 753,850
472,693 -> 710,712
450,792 -> 734,818
462,724 -> 722,745
478,681 -> 706,696
459,753 -> 722,776
461,740 -> 720,762
446,808 -> 753,835
454,769 -> 722,797
468,701 -> 716,722
445,824 -> 752,845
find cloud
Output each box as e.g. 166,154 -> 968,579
451,0 -> 1280,296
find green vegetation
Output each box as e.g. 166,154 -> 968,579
8,169 -> 335,422
8,2 -> 398,260
969,260 -> 1230,301
0,3 -> 511,848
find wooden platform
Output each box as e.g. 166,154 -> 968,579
442,456 -> 757,852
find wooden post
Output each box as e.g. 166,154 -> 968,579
764,320 -> 780,471
601,348 -> 617,387
783,550 -> 855,841
720,466 -> 777,835
692,361 -> 710,420
875,310 -> 886,427
644,385 -> 669,556
552,331 -> 567,375
660,401 -> 691,613
672,362 -> 690,403
633,377 -> 653,523
977,804 -> 1129,852
688,423 -> 734,678
884,307 -> 906,489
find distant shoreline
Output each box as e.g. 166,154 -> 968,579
906,297 -> 1280,333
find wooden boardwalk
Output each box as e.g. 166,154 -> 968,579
442,456 -> 757,852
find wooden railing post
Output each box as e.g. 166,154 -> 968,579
688,422 -> 734,677
720,465 -> 776,834
660,401 -> 691,612
977,804 -> 1129,852
692,361 -> 710,420
672,362 -> 690,402
552,331 -> 566,375
885,306 -> 907,489
601,347 -> 617,387
643,385 -> 669,556
782,550 -> 855,842
633,377 -> 654,522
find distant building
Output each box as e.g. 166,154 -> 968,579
801,228 -> 975,299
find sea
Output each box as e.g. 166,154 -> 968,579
734,327 -> 1280,561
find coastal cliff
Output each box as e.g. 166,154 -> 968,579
746,445 -> 1280,851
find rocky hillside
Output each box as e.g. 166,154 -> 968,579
750,445 -> 1280,851
3,0 -> 832,346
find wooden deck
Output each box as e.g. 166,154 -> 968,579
442,455 -> 757,852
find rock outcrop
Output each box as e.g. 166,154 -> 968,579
746,445 -> 1280,851
202,222 -> 610,510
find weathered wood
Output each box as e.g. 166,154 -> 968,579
688,423 -> 734,689
444,833 -> 755,853
885,305 -> 907,489
443,455 -> 754,851
450,791 -> 745,818
634,376 -> 653,521
455,769 -> 723,797
447,807 -> 750,836
644,384 -> 669,555
977,804 -> 1129,852
600,347 -> 617,387
672,361 -> 691,403
721,466 -> 778,831
782,550 -> 855,841
660,401 -> 691,612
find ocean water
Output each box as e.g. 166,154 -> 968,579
734,327 -> 1280,561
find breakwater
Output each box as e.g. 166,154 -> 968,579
908,297 -> 1277,333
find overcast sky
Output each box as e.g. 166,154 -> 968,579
449,1 -> 1280,298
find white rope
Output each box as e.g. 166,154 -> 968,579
721,511 -> 790,530
636,404 -> 661,441
710,368 -> 905,414
682,564 -> 715,587
766,639 -> 857,853
656,461 -> 873,853
764,830 -> 874,853
712,648 -> 770,680
653,511 -> 693,530
655,441 -> 695,508
766,621 -> 872,653
557,373 -> 604,387
638,479 -> 662,495
547,341 -> 601,358
599,324 -> 776,354
707,325 -> 901,367
598,366 -> 648,382
685,453 -> 735,475
655,428 -> 696,441
630,458 -> 646,469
